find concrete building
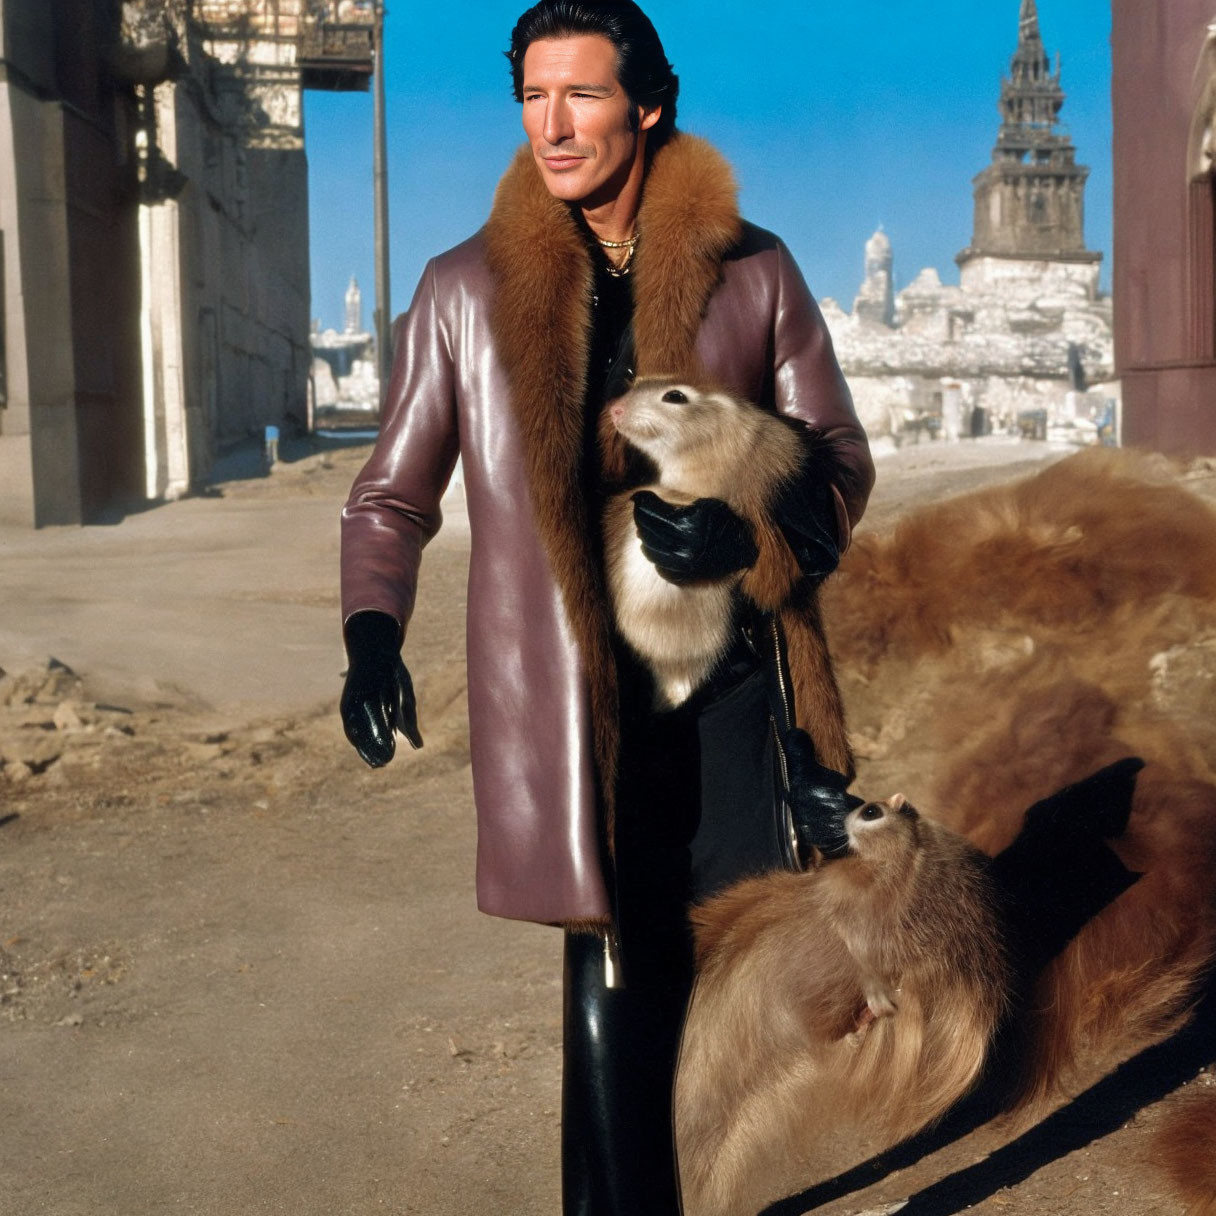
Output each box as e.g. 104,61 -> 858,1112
0,0 -> 376,525
822,0 -> 1113,442
1112,1 -> 1216,455
0,1 -> 144,525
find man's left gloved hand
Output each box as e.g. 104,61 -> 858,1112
772,455 -> 843,581
631,489 -> 759,584
340,610 -> 423,768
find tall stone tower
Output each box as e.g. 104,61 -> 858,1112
956,0 -> 1101,299
344,275 -> 363,335
853,228 -> 896,328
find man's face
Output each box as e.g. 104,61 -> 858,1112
520,34 -> 660,207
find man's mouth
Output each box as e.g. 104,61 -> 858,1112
543,155 -> 586,169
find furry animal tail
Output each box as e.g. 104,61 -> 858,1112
676,804 -> 1008,1216
1154,1088 -> 1216,1215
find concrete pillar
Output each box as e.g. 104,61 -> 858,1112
941,378 -> 963,442
137,86 -> 190,502
0,76 -> 82,526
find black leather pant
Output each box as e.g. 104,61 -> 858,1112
561,930 -> 691,1215
561,654 -> 792,1215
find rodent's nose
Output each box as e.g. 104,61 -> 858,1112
610,403 -> 625,424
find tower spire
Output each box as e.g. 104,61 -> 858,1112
1009,0 -> 1053,96
1019,0 -> 1040,42
344,275 -> 363,335
956,0 -> 1101,272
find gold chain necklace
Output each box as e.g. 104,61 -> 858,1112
598,231 -> 639,278
596,232 -> 640,249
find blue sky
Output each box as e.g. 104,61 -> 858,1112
304,0 -> 1112,331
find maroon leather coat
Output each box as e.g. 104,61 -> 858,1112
341,136 -> 873,926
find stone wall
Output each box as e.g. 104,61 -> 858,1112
845,369 -> 1117,444
958,255 -> 1100,302
0,0 -> 313,522
0,0 -> 143,525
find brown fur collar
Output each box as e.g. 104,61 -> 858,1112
631,136 -> 743,377
483,134 -> 744,848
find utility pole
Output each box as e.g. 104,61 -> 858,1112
372,1 -> 392,397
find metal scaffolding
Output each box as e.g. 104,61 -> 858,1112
190,0 -> 390,397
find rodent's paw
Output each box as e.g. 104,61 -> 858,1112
864,985 -> 899,1019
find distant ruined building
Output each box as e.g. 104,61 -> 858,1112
853,228 -> 895,329
310,275 -> 376,414
0,0 -> 377,525
822,0 -> 1113,441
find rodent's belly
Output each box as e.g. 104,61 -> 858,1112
615,535 -> 736,663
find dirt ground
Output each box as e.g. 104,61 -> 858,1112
0,435 -> 1211,1215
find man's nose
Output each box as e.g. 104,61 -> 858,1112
543,98 -> 573,144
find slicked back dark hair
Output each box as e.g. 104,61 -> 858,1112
506,1 -> 679,151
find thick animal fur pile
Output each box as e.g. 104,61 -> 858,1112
677,797 -> 1008,1216
678,449 -> 1216,1214
823,448 -> 1216,1111
1155,1088 -> 1216,1215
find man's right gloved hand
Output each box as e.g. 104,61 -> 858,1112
340,610 -> 423,767
631,490 -> 759,584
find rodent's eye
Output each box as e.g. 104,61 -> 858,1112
860,804 -> 884,821
661,389 -> 688,404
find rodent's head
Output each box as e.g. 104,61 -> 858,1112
844,793 -> 921,861
608,378 -> 745,462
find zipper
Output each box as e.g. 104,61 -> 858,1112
769,615 -> 803,869
603,924 -> 624,990
770,615 -> 793,731
771,714 -> 802,868
771,714 -> 791,794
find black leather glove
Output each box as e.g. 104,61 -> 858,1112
783,728 -> 861,861
340,610 -> 423,767
773,450 -> 844,581
631,489 -> 759,584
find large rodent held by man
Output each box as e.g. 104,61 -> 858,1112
675,793 -> 1010,1216
603,377 -> 808,708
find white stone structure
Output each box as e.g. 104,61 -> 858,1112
821,229 -> 1114,441
824,1 -> 1117,444
853,227 -> 895,328
311,282 -> 377,415
344,276 -> 363,335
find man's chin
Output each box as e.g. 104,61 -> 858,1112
535,168 -> 595,203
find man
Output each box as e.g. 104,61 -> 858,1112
339,3 -> 874,1212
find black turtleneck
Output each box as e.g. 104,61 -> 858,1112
580,245 -> 638,512
587,248 -> 636,409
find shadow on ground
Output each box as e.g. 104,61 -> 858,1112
762,978 -> 1216,1215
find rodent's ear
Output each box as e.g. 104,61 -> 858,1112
887,793 -> 908,812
